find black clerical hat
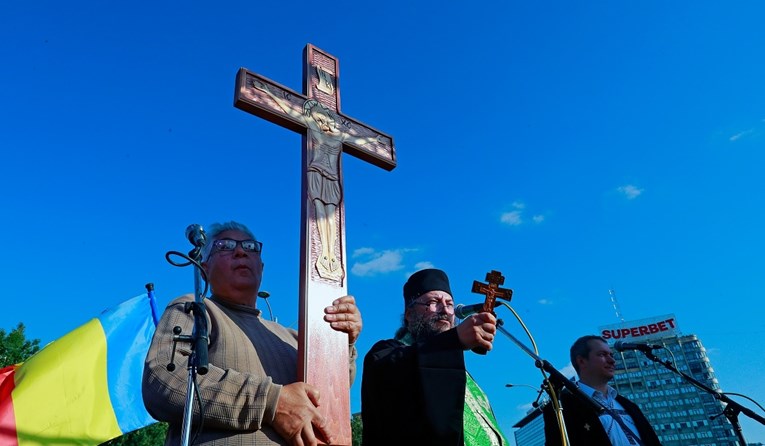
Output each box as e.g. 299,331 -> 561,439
403,268 -> 452,306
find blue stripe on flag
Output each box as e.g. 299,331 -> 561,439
99,293 -> 158,434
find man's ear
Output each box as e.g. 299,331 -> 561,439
403,307 -> 414,325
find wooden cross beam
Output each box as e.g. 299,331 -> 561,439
234,44 -> 396,445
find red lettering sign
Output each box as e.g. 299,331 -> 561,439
600,315 -> 678,342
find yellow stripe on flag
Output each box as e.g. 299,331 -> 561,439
13,319 -> 121,445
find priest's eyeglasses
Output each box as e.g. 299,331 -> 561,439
212,238 -> 263,254
410,299 -> 455,313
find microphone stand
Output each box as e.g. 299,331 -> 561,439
495,319 -> 605,446
164,224 -> 212,446
162,243 -> 210,446
637,349 -> 765,445
496,320 -> 606,413
177,243 -> 210,446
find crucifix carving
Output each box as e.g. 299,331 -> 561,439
234,44 -> 396,444
472,270 -> 513,314
470,270 -> 512,354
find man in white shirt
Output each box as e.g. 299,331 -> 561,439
543,335 -> 662,446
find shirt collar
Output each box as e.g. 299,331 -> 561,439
577,381 -> 617,401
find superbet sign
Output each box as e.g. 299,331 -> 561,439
599,314 -> 679,342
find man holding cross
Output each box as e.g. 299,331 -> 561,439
361,268 -> 508,445
142,221 -> 362,446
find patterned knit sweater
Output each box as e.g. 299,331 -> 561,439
143,294 -> 357,445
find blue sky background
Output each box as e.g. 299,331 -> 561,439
2,1 -> 764,443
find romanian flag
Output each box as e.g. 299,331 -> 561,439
0,290 -> 160,445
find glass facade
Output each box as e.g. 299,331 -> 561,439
512,406 -> 545,446
611,333 -> 738,446
513,331 -> 741,446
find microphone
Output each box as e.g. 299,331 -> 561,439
185,224 -> 207,247
257,291 -> 276,322
455,302 -> 495,319
613,341 -> 662,353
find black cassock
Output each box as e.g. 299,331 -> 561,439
361,328 -> 467,446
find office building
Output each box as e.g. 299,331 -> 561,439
513,314 -> 739,445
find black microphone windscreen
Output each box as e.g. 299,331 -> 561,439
185,224 -> 207,247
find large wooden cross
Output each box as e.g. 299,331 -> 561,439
234,44 -> 396,444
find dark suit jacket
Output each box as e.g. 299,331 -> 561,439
361,329 -> 466,446
543,388 -> 662,446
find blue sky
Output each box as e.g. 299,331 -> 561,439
2,1 -> 764,443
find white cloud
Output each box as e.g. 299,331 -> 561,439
352,247 -> 375,258
351,249 -> 406,276
403,261 -> 436,278
501,201 -> 546,226
705,347 -> 720,356
617,184 -> 643,200
538,298 -> 552,305
730,129 -> 754,141
413,261 -> 434,270
405,261 -> 436,278
517,402 -> 536,412
501,210 -> 523,226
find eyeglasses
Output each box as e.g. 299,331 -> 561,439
410,300 -> 455,313
211,238 -> 263,254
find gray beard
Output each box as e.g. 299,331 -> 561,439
408,312 -> 453,341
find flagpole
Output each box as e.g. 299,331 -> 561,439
145,282 -> 160,326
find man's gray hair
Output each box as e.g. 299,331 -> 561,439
201,221 -> 256,261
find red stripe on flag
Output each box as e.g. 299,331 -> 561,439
0,365 -> 19,446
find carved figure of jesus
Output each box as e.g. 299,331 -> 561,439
253,80 -> 380,279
